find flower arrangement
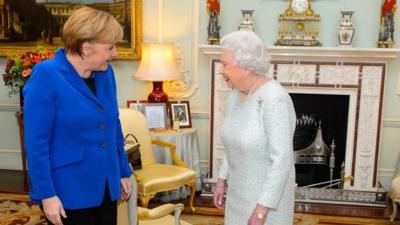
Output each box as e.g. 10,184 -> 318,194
2,47 -> 55,96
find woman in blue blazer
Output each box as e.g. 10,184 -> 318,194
23,7 -> 132,225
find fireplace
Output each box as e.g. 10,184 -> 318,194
201,45 -> 398,192
291,93 -> 349,187
275,60 -> 385,191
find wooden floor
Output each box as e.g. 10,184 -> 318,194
1,169 -> 399,224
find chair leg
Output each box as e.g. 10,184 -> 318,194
391,199 -> 398,222
188,181 -> 196,213
139,193 -> 155,208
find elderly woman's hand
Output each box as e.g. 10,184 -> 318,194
213,178 -> 226,209
120,177 -> 132,201
247,204 -> 269,225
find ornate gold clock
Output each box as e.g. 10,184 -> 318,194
275,0 -> 321,46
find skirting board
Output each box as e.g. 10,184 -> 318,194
0,148 -> 23,170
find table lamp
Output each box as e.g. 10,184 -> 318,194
133,43 -> 182,103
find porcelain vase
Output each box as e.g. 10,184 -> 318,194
337,11 -> 355,47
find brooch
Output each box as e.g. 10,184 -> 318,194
256,96 -> 263,111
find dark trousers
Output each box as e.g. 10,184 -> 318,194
41,186 -> 117,225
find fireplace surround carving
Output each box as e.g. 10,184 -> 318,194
201,45 -> 400,191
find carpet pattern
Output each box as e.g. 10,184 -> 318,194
0,193 -> 46,225
0,193 -> 319,225
180,213 -> 319,225
181,214 -> 224,225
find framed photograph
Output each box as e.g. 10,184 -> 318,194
168,101 -> 192,128
141,103 -> 169,130
0,0 -> 142,60
127,99 -> 147,111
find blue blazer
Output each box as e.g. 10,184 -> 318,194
23,49 -> 132,209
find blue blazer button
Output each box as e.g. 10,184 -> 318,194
100,141 -> 108,148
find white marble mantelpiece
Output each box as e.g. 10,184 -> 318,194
199,45 -> 400,61
201,44 -> 400,191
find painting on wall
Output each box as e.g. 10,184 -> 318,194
0,0 -> 142,60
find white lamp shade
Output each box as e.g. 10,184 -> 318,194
133,43 -> 182,81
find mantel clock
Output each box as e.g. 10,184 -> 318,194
275,0 -> 321,46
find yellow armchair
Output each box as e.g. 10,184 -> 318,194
119,108 -> 197,212
117,175 -> 192,225
390,153 -> 400,222
390,176 -> 400,221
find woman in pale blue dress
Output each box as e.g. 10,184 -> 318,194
213,31 -> 296,225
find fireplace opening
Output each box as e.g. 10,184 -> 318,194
290,93 -> 350,187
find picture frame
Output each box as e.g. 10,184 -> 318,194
168,101 -> 192,128
0,0 -> 142,60
127,99 -> 147,112
141,103 -> 169,130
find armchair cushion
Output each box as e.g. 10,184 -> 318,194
138,206 -> 192,225
135,164 -> 196,193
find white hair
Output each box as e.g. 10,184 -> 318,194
220,31 -> 271,75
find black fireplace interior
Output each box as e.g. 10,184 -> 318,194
290,93 -> 350,187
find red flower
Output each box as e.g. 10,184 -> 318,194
32,55 -> 42,64
23,60 -> 31,67
21,69 -> 32,77
5,59 -> 14,73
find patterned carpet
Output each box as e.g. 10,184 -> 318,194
0,193 -> 318,225
181,214 -> 224,225
0,193 -> 46,225
181,213 -> 319,225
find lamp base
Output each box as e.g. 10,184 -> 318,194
148,81 -> 168,103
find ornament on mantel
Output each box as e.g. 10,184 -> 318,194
275,0 -> 321,46
378,0 -> 396,48
337,11 -> 355,47
207,0 -> 221,45
238,10 -> 255,32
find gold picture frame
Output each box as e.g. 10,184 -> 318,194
0,0 -> 142,60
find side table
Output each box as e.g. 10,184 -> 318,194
15,111 -> 28,190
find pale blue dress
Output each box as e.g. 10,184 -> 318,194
218,80 -> 296,225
